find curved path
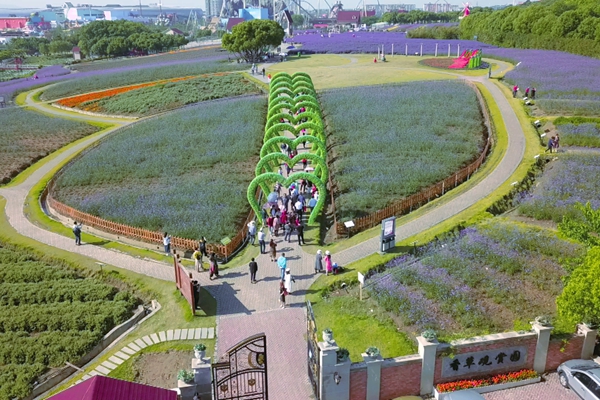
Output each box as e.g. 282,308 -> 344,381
0,69 -> 526,400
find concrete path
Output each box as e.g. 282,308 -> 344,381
0,68 -> 527,399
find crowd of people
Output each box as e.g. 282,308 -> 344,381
512,85 -> 537,99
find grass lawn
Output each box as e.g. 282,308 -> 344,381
267,54 -> 458,89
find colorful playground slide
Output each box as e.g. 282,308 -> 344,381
449,50 -> 481,69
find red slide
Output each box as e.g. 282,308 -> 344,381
448,50 -> 478,69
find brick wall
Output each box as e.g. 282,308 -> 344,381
434,334 -> 538,384
349,368 -> 367,400
546,335 -> 585,371
379,359 -> 421,400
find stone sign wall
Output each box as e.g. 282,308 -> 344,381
441,345 -> 528,378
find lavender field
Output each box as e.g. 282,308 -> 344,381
518,153 -> 600,223
321,81 -> 485,220
53,96 -> 266,241
367,222 -> 584,338
554,117 -> 600,148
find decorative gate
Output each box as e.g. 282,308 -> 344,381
307,300 -> 320,399
212,333 -> 268,400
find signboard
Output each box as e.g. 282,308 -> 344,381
441,346 -> 528,378
383,218 -> 394,237
357,272 -> 365,286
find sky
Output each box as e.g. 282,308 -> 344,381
0,0 -> 509,13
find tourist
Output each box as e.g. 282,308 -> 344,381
209,252 -> 219,280
296,223 -> 305,245
525,87 -> 530,98
262,68 -> 265,77
258,228 -> 266,254
247,220 -> 257,245
284,222 -> 292,242
266,215 -> 274,235
199,237 -> 208,257
373,57 -> 377,63
554,133 -> 560,152
284,268 -> 296,294
163,232 -> 171,255
269,239 -> 277,262
531,88 -> 536,99
249,257 -> 258,283
285,162 -> 291,176
546,136 -> 555,153
193,247 -> 203,272
280,209 -> 287,225
315,250 -> 323,274
277,253 -> 287,280
73,221 -> 82,246
512,85 -> 518,98
295,198 -> 304,220
279,280 -> 287,308
308,196 -> 317,212
273,215 -> 280,236
283,194 -> 290,212
261,208 -> 268,223
324,251 -> 333,275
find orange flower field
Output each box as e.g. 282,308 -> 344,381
54,75 -> 200,109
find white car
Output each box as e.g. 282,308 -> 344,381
558,359 -> 600,399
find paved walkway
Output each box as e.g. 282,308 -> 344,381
0,66 -> 527,399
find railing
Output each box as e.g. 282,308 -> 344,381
174,256 -> 196,313
334,82 -> 493,236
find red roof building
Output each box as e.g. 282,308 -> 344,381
0,17 -> 28,30
226,18 -> 245,31
336,11 -> 361,25
47,375 -> 177,400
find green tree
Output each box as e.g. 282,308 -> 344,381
574,16 -> 600,39
222,19 -> 285,63
361,16 -> 379,26
552,9 -> 582,37
48,40 -> 73,54
291,14 -> 304,27
559,202 -> 600,248
557,247 -> 600,326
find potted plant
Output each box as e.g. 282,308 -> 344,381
422,329 -> 438,342
194,343 -> 207,360
365,346 -> 380,358
336,347 -> 350,363
177,369 -> 195,384
533,315 -> 552,327
322,328 -> 333,343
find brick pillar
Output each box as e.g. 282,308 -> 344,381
362,353 -> 383,400
319,340 -> 350,400
532,323 -> 553,373
578,324 -> 598,359
417,336 -> 438,396
192,357 -> 211,398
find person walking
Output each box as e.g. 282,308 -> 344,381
247,221 -> 257,245
295,198 -> 304,220
249,258 -> 258,283
277,253 -> 287,280
512,85 -> 518,98
269,239 -> 277,262
262,68 -> 265,77
297,223 -> 305,245
163,232 -> 171,255
209,253 -> 219,280
525,87 -> 530,98
315,249 -> 323,273
273,215 -> 280,237
531,88 -> 536,99
546,136 -> 555,153
279,280 -> 287,308
554,133 -> 560,152
193,247 -> 203,272
199,237 -> 208,257
324,251 -> 333,275
258,228 -> 266,254
284,222 -> 292,242
284,268 -> 296,294
73,221 -> 82,246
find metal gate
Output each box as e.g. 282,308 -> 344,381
307,300 -> 320,399
212,333 -> 268,400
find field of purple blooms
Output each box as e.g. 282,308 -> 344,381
321,81 -> 485,220
518,153 -> 600,223
554,117 -> 600,148
53,96 -> 265,242
367,221 -> 584,339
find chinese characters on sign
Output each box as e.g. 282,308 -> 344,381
441,346 -> 527,378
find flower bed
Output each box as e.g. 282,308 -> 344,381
54,76 -> 196,109
436,369 -> 538,393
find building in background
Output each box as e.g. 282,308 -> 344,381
365,3 -> 415,16
205,0 -> 224,17
423,2 -> 460,12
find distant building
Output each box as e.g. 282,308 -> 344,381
0,17 -> 28,30
64,2 -> 106,21
165,27 -> 184,35
225,17 -> 244,31
423,3 -> 460,12
239,7 -> 268,20
205,0 -> 223,18
336,10 -> 375,27
365,3 -> 415,16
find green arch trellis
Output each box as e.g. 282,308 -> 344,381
248,72 -> 328,225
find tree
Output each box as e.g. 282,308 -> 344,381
557,247 -> 600,327
222,19 -> 285,63
291,14 -> 304,27
361,16 -> 379,26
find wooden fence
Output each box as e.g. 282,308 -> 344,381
44,178 -> 257,261
174,256 -> 196,313
335,82 -> 493,236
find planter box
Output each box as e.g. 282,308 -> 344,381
434,377 -> 541,400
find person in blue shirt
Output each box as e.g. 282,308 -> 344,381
277,253 -> 287,280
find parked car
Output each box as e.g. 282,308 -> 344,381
558,359 -> 600,399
